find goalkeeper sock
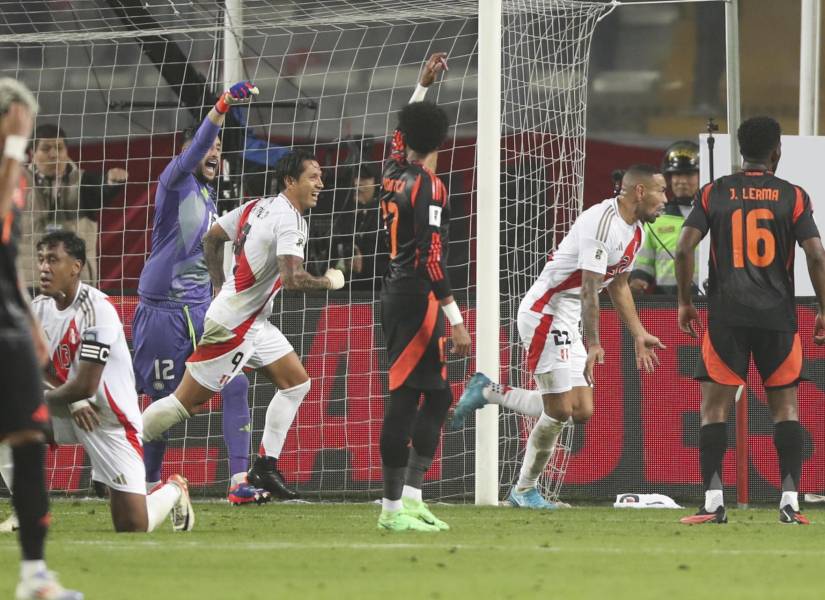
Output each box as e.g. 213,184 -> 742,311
483,384 -> 543,418
12,443 -> 49,561
699,422 -> 727,511
516,412 -> 563,491
774,420 -> 803,511
260,380 -> 310,458
142,394 -> 190,442
222,375 -> 251,475
0,442 -> 13,491
146,481 -> 182,532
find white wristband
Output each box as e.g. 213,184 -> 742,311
441,301 -> 463,326
69,399 -> 92,414
2,135 -> 27,162
410,84 -> 428,103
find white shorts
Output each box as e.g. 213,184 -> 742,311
186,318 -> 294,392
52,416 -> 146,495
517,309 -> 587,394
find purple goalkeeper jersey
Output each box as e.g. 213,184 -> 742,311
138,117 -> 220,304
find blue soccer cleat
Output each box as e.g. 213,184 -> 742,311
450,372 -> 491,430
228,479 -> 272,506
507,487 -> 559,510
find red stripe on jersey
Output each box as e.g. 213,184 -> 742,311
793,186 -> 805,224
701,183 -> 713,213
104,383 -> 144,459
410,175 -> 422,208
527,314 -> 554,373
606,225 -> 643,277
51,319 -> 81,384
529,270 -> 583,313
233,201 -> 260,292
427,233 -> 444,281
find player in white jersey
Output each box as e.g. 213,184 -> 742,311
452,165 -> 667,508
27,231 -> 193,533
141,149 -> 346,499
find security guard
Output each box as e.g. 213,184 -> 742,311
630,141 -> 700,294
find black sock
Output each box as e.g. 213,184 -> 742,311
12,443 -> 49,561
699,423 -> 727,492
405,448 -> 433,491
774,420 -> 803,493
380,386 -> 419,501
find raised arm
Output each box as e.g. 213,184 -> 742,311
0,101 -> 33,219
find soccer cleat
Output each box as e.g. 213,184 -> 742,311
227,479 -> 272,506
246,456 -> 300,500
507,487 -> 559,510
15,570 -> 83,600
0,511 -> 19,532
679,505 -> 728,525
167,474 -> 195,532
779,505 -> 810,525
377,509 -> 440,532
450,372 -> 491,430
402,498 -> 450,530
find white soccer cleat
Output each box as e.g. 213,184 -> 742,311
167,474 -> 195,532
0,510 -> 19,532
15,570 -> 83,600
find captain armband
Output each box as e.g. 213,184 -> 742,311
79,341 -> 110,365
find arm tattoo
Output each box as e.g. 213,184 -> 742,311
278,255 -> 331,291
581,275 -> 601,347
203,227 -> 229,290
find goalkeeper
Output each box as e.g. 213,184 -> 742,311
377,52 -> 471,532
132,81 -> 270,505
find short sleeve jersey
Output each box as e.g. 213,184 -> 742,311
380,131 -> 452,299
684,170 -> 820,331
32,284 -> 142,438
207,194 -> 307,331
521,197 -> 645,321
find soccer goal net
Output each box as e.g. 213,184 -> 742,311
0,0 -> 606,501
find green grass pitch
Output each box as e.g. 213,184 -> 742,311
1,500 -> 823,599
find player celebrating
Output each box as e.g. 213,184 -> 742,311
452,165 -> 667,508
132,81 -> 267,505
28,231 -> 194,535
675,116 -> 825,525
377,53 -> 472,532
0,79 -> 83,600
140,149 -> 345,499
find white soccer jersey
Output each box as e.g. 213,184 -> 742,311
520,197 -> 645,326
32,284 -> 142,448
209,194 -> 307,332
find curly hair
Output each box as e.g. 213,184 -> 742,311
738,116 -> 781,161
273,148 -> 318,193
37,230 -> 87,267
396,101 -> 449,155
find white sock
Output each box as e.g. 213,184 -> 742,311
780,490 -> 799,512
483,384 -> 544,418
0,443 -> 14,491
260,380 -> 310,458
230,472 -> 247,486
382,498 -> 402,512
402,485 -> 422,502
141,394 -> 190,442
704,489 -> 724,512
146,482 -> 182,532
21,560 -> 46,579
516,412 -> 564,491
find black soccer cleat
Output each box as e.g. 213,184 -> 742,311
246,455 -> 300,500
679,505 -> 728,525
779,504 -> 810,525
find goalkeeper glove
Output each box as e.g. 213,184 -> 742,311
215,81 -> 260,114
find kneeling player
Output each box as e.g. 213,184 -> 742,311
31,231 -> 193,533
